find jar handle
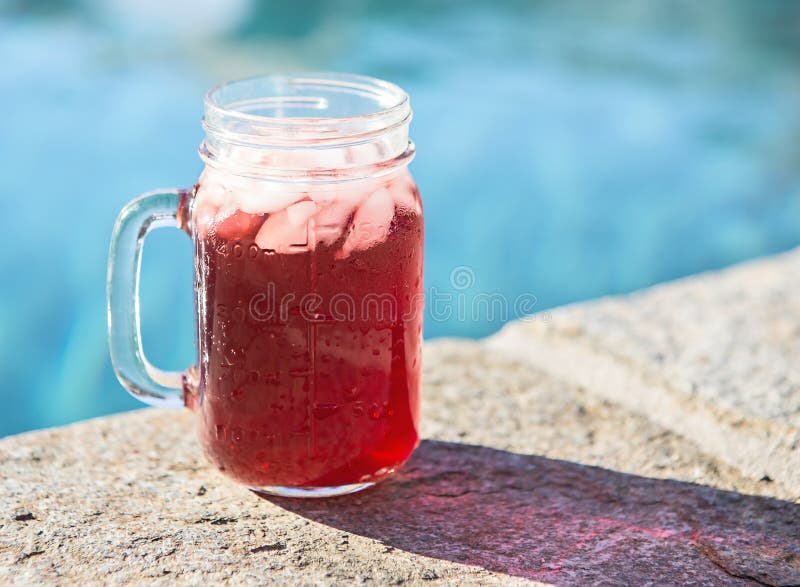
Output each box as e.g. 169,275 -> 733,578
107,188 -> 192,407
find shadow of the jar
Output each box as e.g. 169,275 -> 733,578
262,440 -> 800,585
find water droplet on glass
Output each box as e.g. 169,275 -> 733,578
224,347 -> 240,365
231,427 -> 243,444
313,403 -> 339,420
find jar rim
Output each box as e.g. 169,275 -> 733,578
203,73 -> 411,141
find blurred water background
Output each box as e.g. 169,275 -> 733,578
1,0 -> 799,436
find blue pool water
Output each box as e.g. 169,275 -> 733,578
1,1 -> 799,436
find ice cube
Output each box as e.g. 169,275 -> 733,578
255,200 -> 317,253
196,170 -> 228,207
286,200 -> 317,225
234,182 -> 307,215
215,208 -> 265,242
336,187 -> 395,258
201,166 -> 307,215
194,203 -> 217,239
313,186 -> 372,246
387,170 -> 420,213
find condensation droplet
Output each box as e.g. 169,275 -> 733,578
231,427 -> 243,444
369,404 -> 381,420
224,347 -> 241,365
313,403 -> 340,420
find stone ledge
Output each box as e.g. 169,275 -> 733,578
2,250 -> 800,585
489,247 -> 800,491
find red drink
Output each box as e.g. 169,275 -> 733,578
191,170 -> 423,489
106,74 -> 423,498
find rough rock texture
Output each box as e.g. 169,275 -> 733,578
2,250 -> 800,585
489,247 -> 800,491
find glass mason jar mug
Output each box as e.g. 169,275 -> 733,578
107,74 -> 423,498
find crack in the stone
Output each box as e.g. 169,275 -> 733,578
250,543 -> 286,554
195,516 -> 238,525
15,549 -> 44,563
130,535 -> 164,545
428,490 -> 473,498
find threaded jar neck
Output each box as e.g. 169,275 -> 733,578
200,73 -> 414,183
